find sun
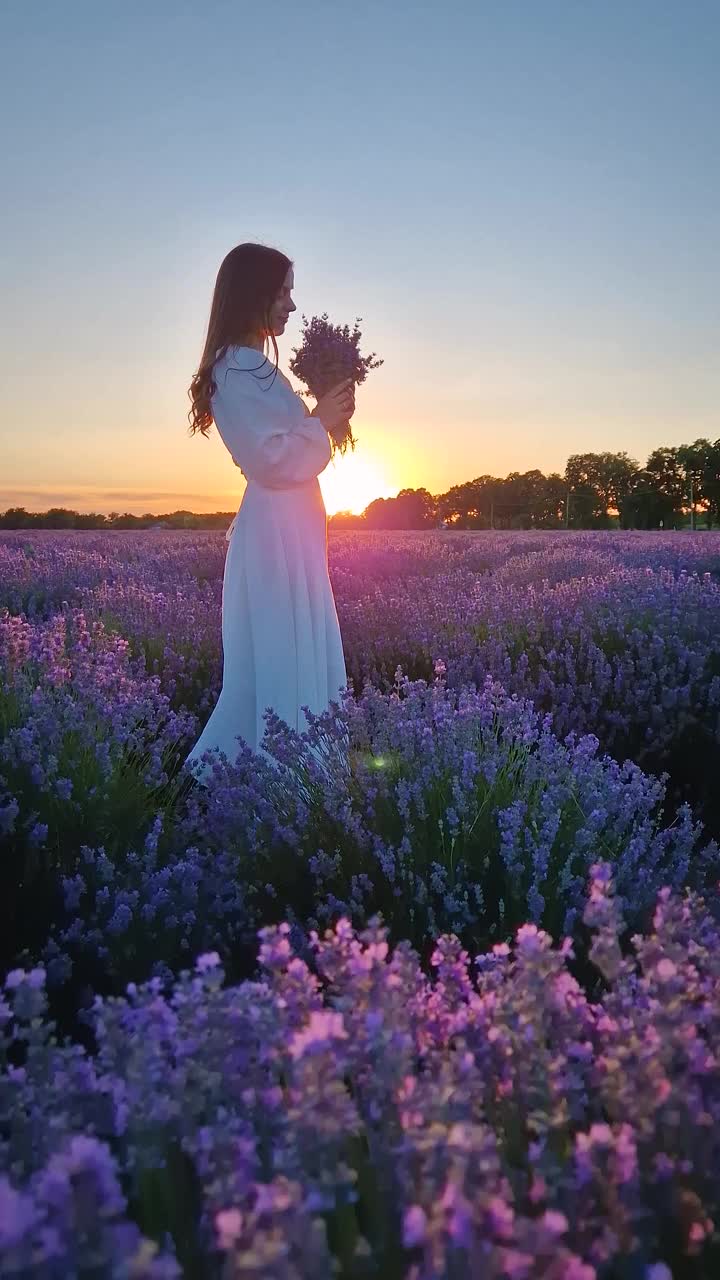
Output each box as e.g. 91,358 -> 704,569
319,452 -> 397,517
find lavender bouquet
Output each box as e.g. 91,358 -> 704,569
289,313 -> 384,456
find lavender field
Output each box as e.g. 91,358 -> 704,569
2,529 -> 720,1278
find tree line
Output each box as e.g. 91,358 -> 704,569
0,508 -> 234,531
335,437 -> 720,531
2,437 -> 718,532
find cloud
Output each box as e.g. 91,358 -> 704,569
0,485 -> 239,512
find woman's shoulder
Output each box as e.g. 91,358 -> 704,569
216,344 -> 273,373
211,347 -> 290,418
213,347 -> 282,396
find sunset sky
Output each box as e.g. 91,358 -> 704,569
2,1 -> 718,517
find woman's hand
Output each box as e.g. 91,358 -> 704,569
310,378 -> 355,431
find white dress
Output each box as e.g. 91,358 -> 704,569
184,345 -> 347,776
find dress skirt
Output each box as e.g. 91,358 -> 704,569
185,476 -> 347,776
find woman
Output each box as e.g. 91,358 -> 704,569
184,242 -> 353,777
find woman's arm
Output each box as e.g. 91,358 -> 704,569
213,369 -> 331,489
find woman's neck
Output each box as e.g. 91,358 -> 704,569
240,332 -> 266,352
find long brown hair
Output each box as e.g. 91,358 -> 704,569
187,243 -> 293,437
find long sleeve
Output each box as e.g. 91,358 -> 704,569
211,358 -> 332,490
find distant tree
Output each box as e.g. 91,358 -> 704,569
616,448 -> 687,529
363,488 -> 436,529
74,512 -> 108,529
329,510 -> 367,530
435,472 -> 566,530
565,452 -> 639,527
645,447 -> 685,511
45,507 -> 76,529
197,511 -> 237,530
619,470 -> 678,530
113,512 -> 145,528
435,483 -> 467,526
0,506 -> 240,531
398,487 -> 436,528
437,476 -> 497,528
564,481 -> 605,529
678,438 -> 714,529
598,451 -> 639,512
0,506 -> 33,528
535,472 -> 566,527
493,470 -> 558,529
161,510 -> 194,529
703,439 -> 720,528
363,497 -> 391,528
565,455 -> 607,526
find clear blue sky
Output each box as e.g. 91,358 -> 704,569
1,0 -> 718,514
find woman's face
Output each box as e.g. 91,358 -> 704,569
268,266 -> 296,335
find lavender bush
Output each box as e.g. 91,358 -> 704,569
0,1136 -> 180,1277
337,547 -> 720,770
190,669 -> 715,956
2,868 -> 720,1276
0,604 -> 196,971
37,666 -> 718,998
41,824 -> 256,993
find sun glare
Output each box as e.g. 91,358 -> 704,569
319,452 -> 397,517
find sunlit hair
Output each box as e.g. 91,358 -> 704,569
187,242 -> 292,437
